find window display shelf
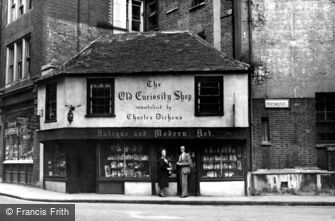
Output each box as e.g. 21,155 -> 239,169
3,160 -> 33,164
100,142 -> 151,179
201,144 -> 243,179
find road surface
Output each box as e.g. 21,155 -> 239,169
0,196 -> 335,221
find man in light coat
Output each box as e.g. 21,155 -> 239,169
177,145 -> 192,198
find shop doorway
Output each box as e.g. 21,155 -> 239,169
67,142 -> 96,193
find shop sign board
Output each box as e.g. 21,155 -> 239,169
116,78 -> 193,126
265,99 -> 290,108
38,128 -> 248,141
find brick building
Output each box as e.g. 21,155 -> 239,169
0,0 -> 116,186
239,0 -> 335,193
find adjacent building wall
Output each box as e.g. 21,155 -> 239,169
0,0 -> 113,185
158,0 -> 235,55
42,0 -> 111,66
240,0 -> 335,170
248,0 -> 335,99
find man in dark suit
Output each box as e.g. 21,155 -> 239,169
176,145 -> 192,198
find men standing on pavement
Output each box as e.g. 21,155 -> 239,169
177,145 -> 192,198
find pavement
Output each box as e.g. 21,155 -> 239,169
0,183 -> 334,206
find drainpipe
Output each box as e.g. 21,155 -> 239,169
213,0 -> 221,51
76,0 -> 81,52
248,0 -> 254,174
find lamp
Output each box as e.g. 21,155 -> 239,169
65,104 -> 82,124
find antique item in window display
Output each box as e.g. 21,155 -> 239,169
101,142 -> 150,179
4,111 -> 36,161
201,143 -> 243,179
46,145 -> 66,177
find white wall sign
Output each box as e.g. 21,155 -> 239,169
265,99 -> 290,108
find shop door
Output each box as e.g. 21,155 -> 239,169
187,148 -> 198,196
67,143 -> 96,193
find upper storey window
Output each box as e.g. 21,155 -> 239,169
8,0 -> 32,24
6,35 -> 31,86
316,93 -> 335,142
195,76 -> 224,116
111,0 -> 144,32
109,0 -> 158,32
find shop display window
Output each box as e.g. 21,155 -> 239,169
201,143 -> 243,179
100,142 -> 150,179
45,144 -> 66,177
4,110 -> 36,161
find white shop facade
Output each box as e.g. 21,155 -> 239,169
36,32 -> 250,196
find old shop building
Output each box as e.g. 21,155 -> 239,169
36,31 -> 250,196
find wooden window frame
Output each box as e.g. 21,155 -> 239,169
5,35 -> 31,86
25,36 -> 31,78
195,76 -> 224,116
16,40 -> 23,79
7,45 -> 15,84
86,79 -> 115,117
146,0 -> 159,31
128,0 -> 144,32
45,83 -> 57,123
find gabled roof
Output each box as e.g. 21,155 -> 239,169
41,31 -> 249,80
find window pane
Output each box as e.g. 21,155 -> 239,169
46,83 -> 57,121
201,143 -> 243,179
11,1 -> 16,22
19,1 -> 24,16
25,37 -> 31,77
261,117 -> 270,142
316,93 -> 335,141
131,0 -> 142,31
17,41 -> 23,79
195,76 -> 223,115
88,80 -> 114,115
45,144 -> 66,177
100,142 -> 151,179
8,46 -> 15,83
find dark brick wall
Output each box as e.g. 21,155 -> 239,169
251,98 -> 317,170
43,0 -> 111,66
157,0 -> 236,56
0,0 -> 111,86
158,0 -> 214,48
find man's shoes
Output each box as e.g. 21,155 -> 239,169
180,195 -> 188,198
159,193 -> 167,197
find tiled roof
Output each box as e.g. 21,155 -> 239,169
41,31 -> 249,80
